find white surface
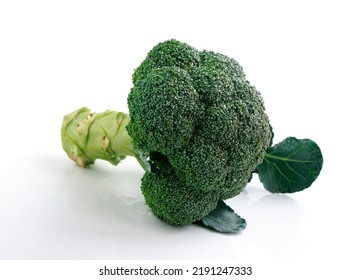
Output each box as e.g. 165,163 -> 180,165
0,0 -> 349,278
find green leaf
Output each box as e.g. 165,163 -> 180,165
256,137 -> 323,193
201,200 -> 247,233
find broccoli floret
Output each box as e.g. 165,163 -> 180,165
132,39 -> 200,83
127,66 -> 202,155
199,50 -> 246,79
142,155 -> 219,226
168,134 -> 229,192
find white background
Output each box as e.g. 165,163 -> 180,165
0,0 -> 349,279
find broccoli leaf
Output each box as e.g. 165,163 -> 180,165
201,200 -> 247,233
256,137 -> 323,193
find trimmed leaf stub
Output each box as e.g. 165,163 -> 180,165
201,200 -> 247,233
256,137 -> 323,193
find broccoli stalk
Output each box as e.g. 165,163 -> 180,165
61,107 -> 150,171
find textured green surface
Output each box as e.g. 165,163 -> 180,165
127,39 -> 271,203
141,164 -> 219,226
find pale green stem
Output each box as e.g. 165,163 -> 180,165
61,107 -> 149,171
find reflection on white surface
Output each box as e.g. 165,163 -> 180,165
227,183 -> 303,257
0,154 -> 306,260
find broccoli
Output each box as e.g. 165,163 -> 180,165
61,39 -> 322,231
127,39 -> 271,224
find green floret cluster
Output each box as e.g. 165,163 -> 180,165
127,39 -> 271,226
141,156 -> 219,226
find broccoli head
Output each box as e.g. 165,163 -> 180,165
127,39 -> 271,225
